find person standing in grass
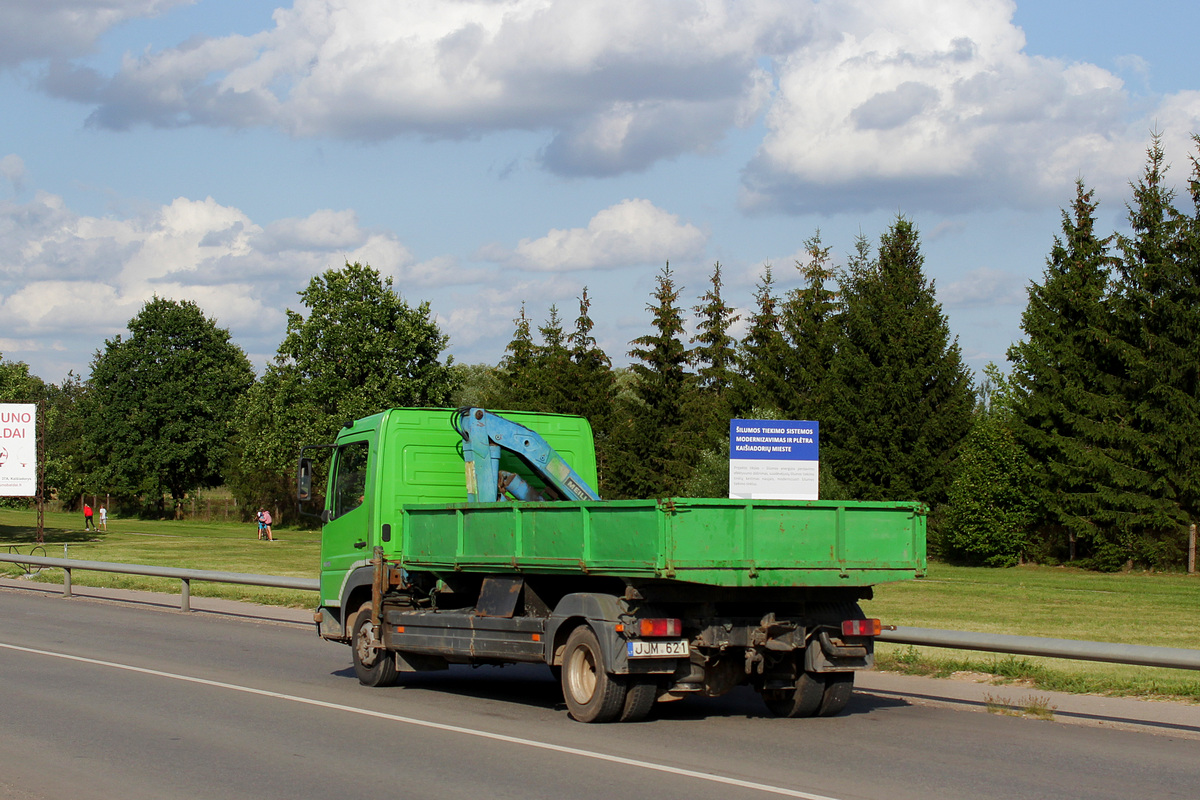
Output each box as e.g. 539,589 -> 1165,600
83,503 -> 95,531
262,508 -> 274,541
98,506 -> 107,531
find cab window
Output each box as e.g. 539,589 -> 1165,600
332,441 -> 369,519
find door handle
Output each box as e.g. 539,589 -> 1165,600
354,540 -> 367,549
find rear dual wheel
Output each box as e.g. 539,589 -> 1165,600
761,671 -> 855,718
560,626 -> 657,723
561,626 -> 626,723
619,680 -> 658,723
817,673 -> 854,716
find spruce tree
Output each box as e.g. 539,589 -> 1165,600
566,288 -> 617,488
691,262 -> 739,397
1007,180 -> 1126,564
824,220 -> 974,505
609,264 -> 698,498
733,265 -> 792,415
532,305 -> 573,411
494,304 -> 538,409
691,262 -> 740,445
779,231 -> 840,422
1106,134 -> 1198,566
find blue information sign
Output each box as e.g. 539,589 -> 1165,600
728,419 -> 819,500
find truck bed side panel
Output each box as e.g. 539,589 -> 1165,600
401,499 -> 926,587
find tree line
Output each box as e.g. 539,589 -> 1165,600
3,134 -> 1198,571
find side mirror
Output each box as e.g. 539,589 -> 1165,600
298,457 -> 314,502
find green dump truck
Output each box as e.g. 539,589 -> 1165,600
301,407 -> 926,722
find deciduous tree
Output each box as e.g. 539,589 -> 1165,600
943,364 -> 1035,566
82,297 -> 254,514
231,262 -> 457,516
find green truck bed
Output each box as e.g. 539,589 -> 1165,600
400,497 -> 927,588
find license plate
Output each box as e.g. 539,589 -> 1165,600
626,639 -> 689,658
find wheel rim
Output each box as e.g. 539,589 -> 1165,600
355,618 -> 380,667
567,642 -> 598,704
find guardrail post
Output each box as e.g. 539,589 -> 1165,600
64,566 -> 72,598
181,578 -> 191,612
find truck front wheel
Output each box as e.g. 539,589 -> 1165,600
561,626 -> 627,723
351,605 -> 400,687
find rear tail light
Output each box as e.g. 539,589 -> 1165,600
638,618 -> 683,637
842,618 -> 882,637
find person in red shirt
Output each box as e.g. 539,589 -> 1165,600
83,503 -> 95,531
257,508 -> 274,541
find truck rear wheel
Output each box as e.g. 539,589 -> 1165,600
619,680 -> 658,723
561,626 -> 626,723
351,605 -> 400,687
817,673 -> 854,716
761,671 -> 824,718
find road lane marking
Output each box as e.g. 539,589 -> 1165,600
1,641 -> 844,800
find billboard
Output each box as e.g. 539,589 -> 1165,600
0,403 -> 36,497
729,418 -> 819,500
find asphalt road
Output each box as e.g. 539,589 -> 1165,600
1,587 -> 1197,800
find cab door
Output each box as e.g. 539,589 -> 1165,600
318,435 -> 376,608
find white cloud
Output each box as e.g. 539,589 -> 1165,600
939,266 -> 1027,308
20,1 -> 1200,198
0,154 -> 26,193
50,0 -> 801,175
485,198 -> 707,271
438,276 -> 586,354
0,186 -> 484,375
742,0 -> 1200,212
0,0 -> 190,68
3,181 -> 679,379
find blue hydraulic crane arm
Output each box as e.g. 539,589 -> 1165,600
453,407 -> 602,503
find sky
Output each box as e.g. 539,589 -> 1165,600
2,0 -> 1199,386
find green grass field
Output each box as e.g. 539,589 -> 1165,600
3,507 -> 1198,700
0,507 -> 321,608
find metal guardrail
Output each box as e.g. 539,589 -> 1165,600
0,553 -> 319,613
878,626 -> 1200,671
5,545 -> 47,572
2,552 -> 1198,671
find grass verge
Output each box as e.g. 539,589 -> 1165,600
1,507 -> 319,608
982,692 -> 1056,720
865,563 -> 1200,702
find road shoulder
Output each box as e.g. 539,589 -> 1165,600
857,669 -> 1200,740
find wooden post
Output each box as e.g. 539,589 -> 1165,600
1189,523 -> 1196,575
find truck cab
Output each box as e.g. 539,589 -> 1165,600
306,408 -> 598,641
